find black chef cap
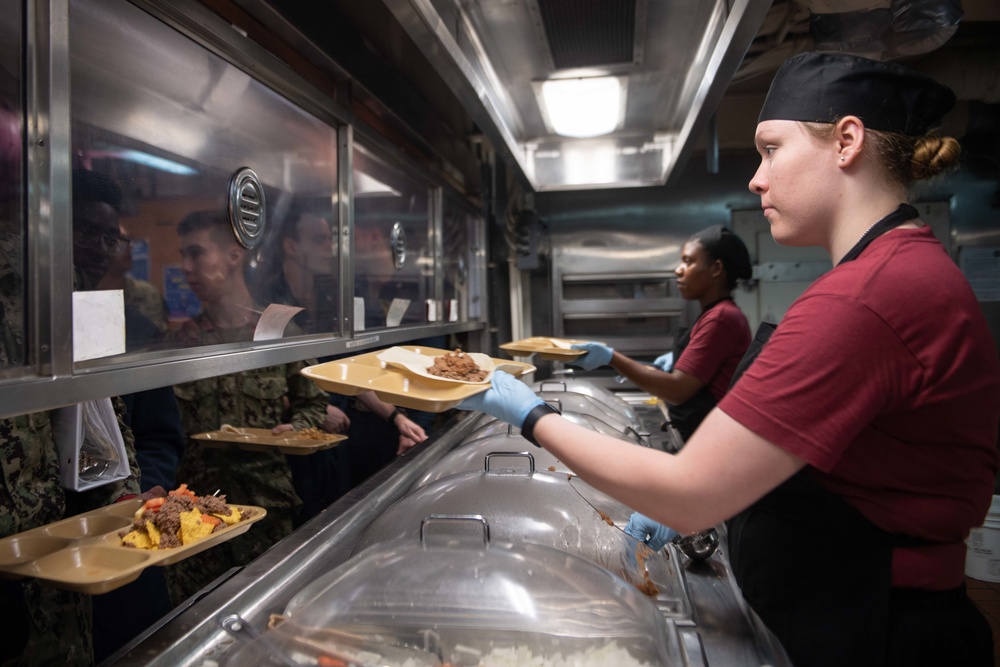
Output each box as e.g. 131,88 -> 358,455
758,52 -> 955,136
689,226 -> 752,290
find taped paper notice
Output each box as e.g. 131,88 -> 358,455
253,303 -> 304,341
354,297 -> 366,331
386,298 -> 410,327
73,290 -> 125,361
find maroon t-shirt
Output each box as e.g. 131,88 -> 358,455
673,299 -> 751,400
721,226 -> 1000,589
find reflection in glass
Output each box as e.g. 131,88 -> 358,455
442,199 -> 473,323
353,144 -> 431,330
69,0 -> 340,362
0,4 -> 25,370
252,201 -> 338,335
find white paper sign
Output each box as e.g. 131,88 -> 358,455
386,298 -> 410,327
253,303 -> 304,341
73,290 -> 125,361
354,297 -> 366,332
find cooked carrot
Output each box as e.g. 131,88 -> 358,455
316,656 -> 347,667
142,497 -> 166,512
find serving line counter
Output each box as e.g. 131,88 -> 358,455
106,387 -> 790,667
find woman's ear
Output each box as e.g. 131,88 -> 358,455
835,115 -> 865,166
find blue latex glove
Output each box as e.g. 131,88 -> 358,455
624,511 -> 679,551
569,342 -> 614,371
457,370 -> 544,428
652,352 -> 674,371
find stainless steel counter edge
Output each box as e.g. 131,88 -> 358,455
108,411 -> 481,667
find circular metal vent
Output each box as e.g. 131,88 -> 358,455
228,167 -> 266,249
390,221 -> 406,269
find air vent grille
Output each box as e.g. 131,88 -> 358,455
536,0 -> 636,70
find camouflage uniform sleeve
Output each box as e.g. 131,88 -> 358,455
286,358 -> 327,431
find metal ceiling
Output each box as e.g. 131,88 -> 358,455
381,0 -> 773,192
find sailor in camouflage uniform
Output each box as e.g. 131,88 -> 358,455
165,211 -> 326,605
1,186 -> 141,665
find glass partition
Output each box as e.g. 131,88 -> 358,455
441,195 -> 483,324
352,143 -> 432,331
0,4 -> 25,374
69,0 -> 340,365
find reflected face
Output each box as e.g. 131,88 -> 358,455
674,240 -> 719,301
73,200 -> 127,289
355,227 -> 393,277
290,213 -> 335,275
749,119 -> 834,248
179,228 -> 243,304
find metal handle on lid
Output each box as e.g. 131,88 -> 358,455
484,450 -> 535,473
419,514 -> 490,546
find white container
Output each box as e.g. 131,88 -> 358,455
964,495 -> 1000,582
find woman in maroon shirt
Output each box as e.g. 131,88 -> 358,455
459,52 -> 999,667
570,225 -> 752,443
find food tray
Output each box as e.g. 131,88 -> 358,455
192,427 -> 346,455
301,346 -> 536,412
500,337 -> 593,360
0,498 -> 266,594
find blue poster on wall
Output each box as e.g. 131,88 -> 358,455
128,238 -> 151,283
163,265 -> 200,320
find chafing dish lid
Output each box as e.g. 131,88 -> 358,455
284,537 -> 672,659
411,436 -> 570,490
534,391 -> 640,432
463,409 -> 642,444
531,378 -> 639,422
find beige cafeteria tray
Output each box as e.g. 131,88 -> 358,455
192,427 -> 347,455
0,498 -> 266,594
500,337 -> 593,361
301,345 -> 536,412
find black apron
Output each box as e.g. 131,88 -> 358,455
727,204 -> 992,667
666,298 -> 732,442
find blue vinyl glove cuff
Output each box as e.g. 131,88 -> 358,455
652,352 -> 674,371
624,511 -> 680,551
569,342 -> 614,371
457,370 -> 544,428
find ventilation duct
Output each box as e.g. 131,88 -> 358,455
807,0 -> 962,59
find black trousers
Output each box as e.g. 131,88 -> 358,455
885,584 -> 993,667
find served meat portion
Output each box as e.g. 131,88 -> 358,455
120,484 -> 249,550
427,349 -> 488,382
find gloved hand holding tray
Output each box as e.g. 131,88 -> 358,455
500,337 -> 596,360
300,345 -> 536,412
0,494 -> 266,594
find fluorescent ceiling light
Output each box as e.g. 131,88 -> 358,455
540,77 -> 624,139
96,149 -> 197,175
119,150 -> 197,175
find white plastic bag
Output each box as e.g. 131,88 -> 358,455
53,398 -> 129,491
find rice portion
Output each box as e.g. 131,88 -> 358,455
473,642 -> 653,667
